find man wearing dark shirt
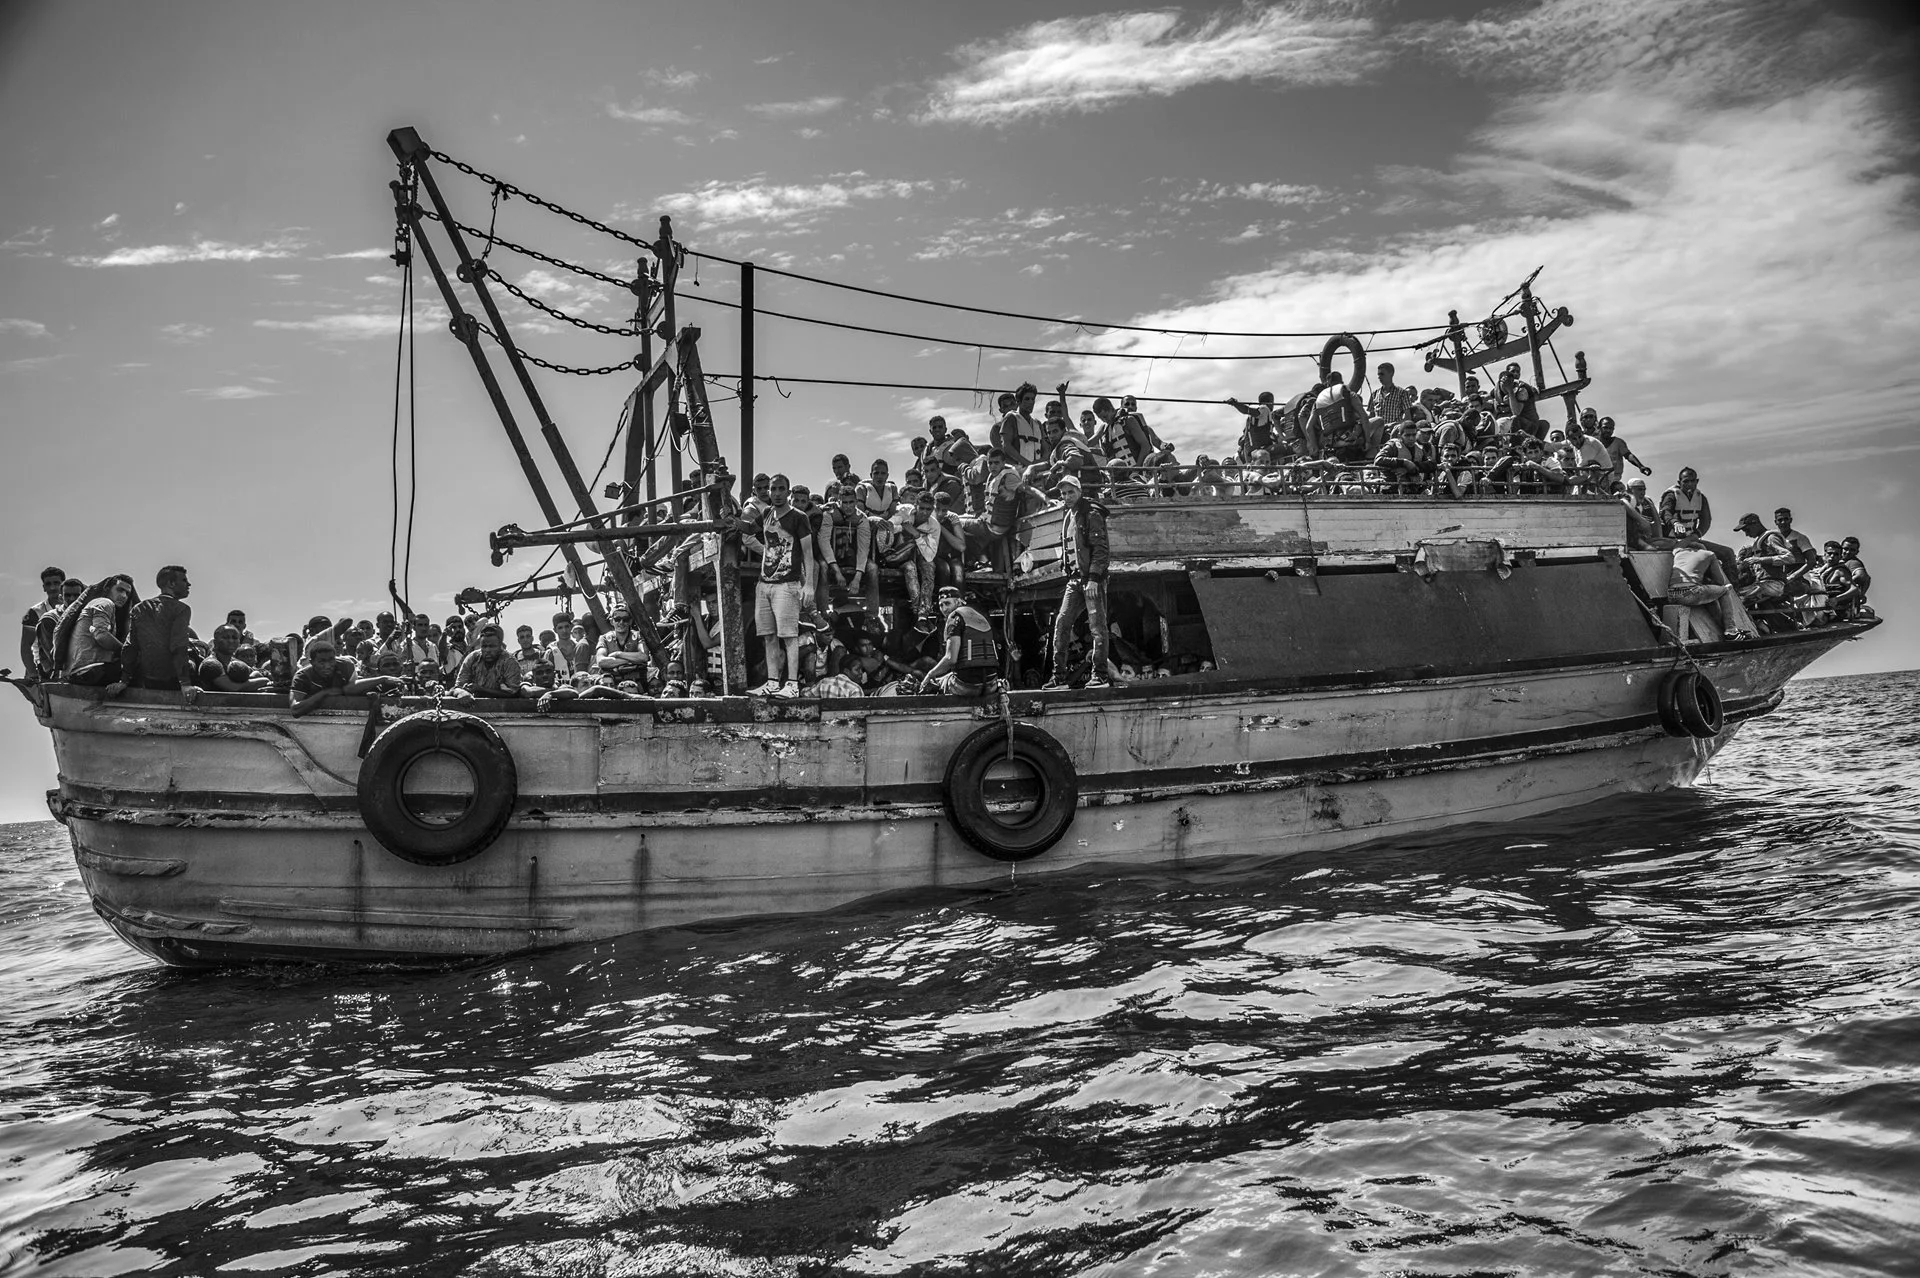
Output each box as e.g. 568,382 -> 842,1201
289,633 -> 400,716
19,565 -> 65,680
747,474 -> 814,697
1045,472 -> 1112,690
125,565 -> 194,692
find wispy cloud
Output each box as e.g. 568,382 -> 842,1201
67,237 -> 305,267
188,385 -> 280,400
654,173 -> 956,228
2,226 -> 52,251
253,313 -> 397,340
922,7 -> 1384,124
643,66 -> 705,92
746,96 -> 846,119
324,247 -> 391,260
0,318 -> 50,339
1,355 -> 66,374
97,213 -> 119,229
606,99 -> 696,127
158,322 -> 213,344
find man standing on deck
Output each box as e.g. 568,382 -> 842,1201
747,473 -> 814,699
995,382 -> 1045,468
1045,472 -> 1111,691
1313,371 -> 1369,463
124,565 -> 194,693
1369,363 -> 1423,428
1597,417 -> 1650,488
19,565 -> 66,680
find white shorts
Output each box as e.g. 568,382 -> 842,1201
754,579 -> 803,638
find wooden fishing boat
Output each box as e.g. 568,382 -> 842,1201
7,130 -> 1877,966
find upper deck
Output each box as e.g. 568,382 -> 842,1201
1019,493 -> 1629,576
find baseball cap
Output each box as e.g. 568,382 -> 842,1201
1057,472 -> 1083,491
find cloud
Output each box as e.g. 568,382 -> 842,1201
67,237 -> 305,267
746,96 -> 845,118
97,213 -> 119,229
1057,84 -> 1920,470
188,385 -> 279,400
655,173 -> 955,228
922,7 -> 1385,124
606,99 -> 696,127
253,313 -> 398,340
0,318 -> 50,339
158,322 -> 213,344
643,66 -> 706,91
324,247 -> 391,260
1,226 -> 52,251
1,355 -> 63,374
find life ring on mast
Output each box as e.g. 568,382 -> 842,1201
357,710 -> 518,866
1318,332 -> 1368,392
942,722 -> 1079,862
1656,670 -> 1724,740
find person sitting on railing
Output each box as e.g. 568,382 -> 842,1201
1374,422 -> 1433,494
1734,512 -> 1797,616
1623,476 -> 1659,525
123,565 -> 195,693
19,566 -> 68,682
1092,396 -> 1152,466
1669,545 -> 1757,642
817,484 -> 878,616
895,490 -> 945,629
1495,364 -> 1545,439
932,491 -> 968,591
1313,371 -> 1370,464
290,630 -> 404,716
856,458 -> 898,522
1044,472 -> 1112,691
959,448 -> 1024,576
995,382 -> 1045,467
1561,421 -> 1612,493
1840,537 -> 1871,611
923,455 -> 965,510
1811,542 -> 1863,621
54,575 -> 135,690
1482,436 -> 1550,492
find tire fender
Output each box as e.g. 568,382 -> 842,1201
1318,333 -> 1368,395
357,709 -> 517,866
942,722 -> 1079,862
1657,670 -> 1724,739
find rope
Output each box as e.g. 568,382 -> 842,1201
421,145 -> 1458,341
698,372 -> 1261,408
677,290 -> 1426,362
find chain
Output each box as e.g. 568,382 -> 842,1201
416,208 -> 634,289
474,262 -> 640,337
430,148 -> 654,251
466,317 -> 639,376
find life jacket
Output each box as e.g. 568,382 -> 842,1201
858,481 -> 897,517
1664,486 -> 1707,535
1241,407 -> 1277,456
949,605 -> 999,671
1000,411 -> 1043,465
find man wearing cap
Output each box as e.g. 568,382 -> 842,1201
1044,472 -> 1111,690
289,631 -> 402,716
1622,476 -> 1658,524
594,606 -> 648,684
452,622 -> 529,699
1734,512 -> 1795,608
921,586 -> 1000,696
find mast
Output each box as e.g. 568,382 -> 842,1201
1520,279 -> 1547,392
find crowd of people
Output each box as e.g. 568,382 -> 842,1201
12,368 -> 1875,705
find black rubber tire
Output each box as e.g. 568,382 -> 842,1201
942,722 -> 1079,862
1675,671 -> 1724,738
1656,670 -> 1692,737
357,710 -> 517,866
1318,332 -> 1368,393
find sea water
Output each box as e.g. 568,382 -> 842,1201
1,670 -> 1916,1277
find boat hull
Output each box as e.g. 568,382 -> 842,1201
33,627 -> 1853,967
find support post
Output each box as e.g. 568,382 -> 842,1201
384,131 -> 608,635
623,259 -> 657,516
397,130 -> 670,675
677,327 -> 746,694
1447,309 -> 1469,399
1521,282 -> 1546,393
739,260 -> 755,482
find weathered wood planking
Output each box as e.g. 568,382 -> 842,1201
1023,497 -> 1627,561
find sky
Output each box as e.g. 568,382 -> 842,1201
1,0 -> 1916,820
